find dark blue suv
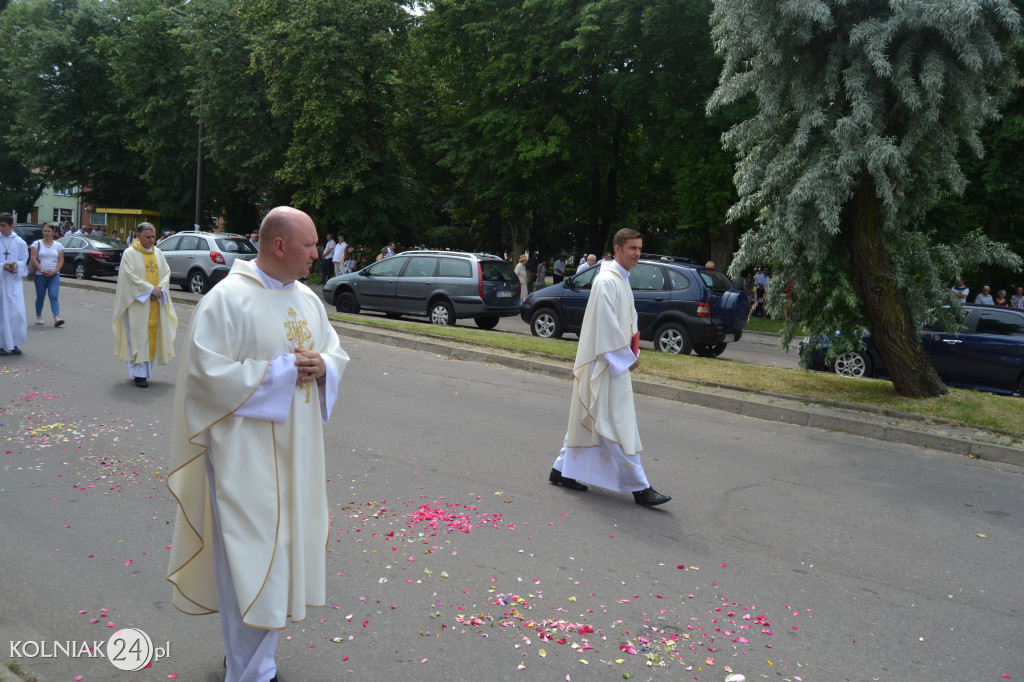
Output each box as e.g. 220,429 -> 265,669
520,256 -> 749,356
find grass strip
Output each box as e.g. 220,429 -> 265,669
329,313 -> 1023,439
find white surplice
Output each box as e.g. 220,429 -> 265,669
0,232 -> 28,350
554,259 -> 649,493
112,241 -> 178,376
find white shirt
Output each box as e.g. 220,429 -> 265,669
333,240 -> 347,264
32,240 -> 64,272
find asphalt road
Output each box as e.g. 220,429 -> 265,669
1,282 -> 1022,681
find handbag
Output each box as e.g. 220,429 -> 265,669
26,241 -> 38,277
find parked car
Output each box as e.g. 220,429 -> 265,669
520,255 -> 750,356
156,231 -> 257,294
13,223 -> 44,248
800,305 -> 1024,396
322,250 -> 521,328
56,235 -> 128,279
11,224 -> 43,267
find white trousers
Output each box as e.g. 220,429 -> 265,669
553,436 -> 649,493
205,453 -> 279,682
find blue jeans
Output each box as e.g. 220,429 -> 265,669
34,272 -> 61,317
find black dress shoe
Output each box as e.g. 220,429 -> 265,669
0,348 -> 8,356
223,655 -> 277,681
134,377 -> 148,388
9,346 -> 21,355
633,487 -> 671,506
549,467 -> 588,491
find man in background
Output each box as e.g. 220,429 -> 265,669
112,222 -> 177,387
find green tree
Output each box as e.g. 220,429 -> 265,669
709,0 -> 1023,397
239,0 -> 425,244
2,0 -> 146,207
0,75 -> 45,216
174,0 -> 294,231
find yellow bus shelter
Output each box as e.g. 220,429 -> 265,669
92,208 -> 162,241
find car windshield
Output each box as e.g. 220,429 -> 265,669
216,237 -> 257,254
90,237 -> 129,249
481,261 -> 517,282
699,269 -> 734,292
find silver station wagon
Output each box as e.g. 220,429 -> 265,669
323,250 -> 521,328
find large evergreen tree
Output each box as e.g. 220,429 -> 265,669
709,0 -> 1023,397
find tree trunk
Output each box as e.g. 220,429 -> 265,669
845,179 -> 948,398
586,169 -> 601,255
599,121 -> 622,249
485,212 -> 502,258
510,207 -> 527,261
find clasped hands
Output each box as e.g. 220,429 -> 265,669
3,262 -> 17,274
295,348 -> 326,385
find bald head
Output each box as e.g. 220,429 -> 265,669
255,206 -> 319,284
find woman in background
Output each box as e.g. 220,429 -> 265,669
343,245 -> 357,274
514,254 -> 529,300
30,223 -> 65,327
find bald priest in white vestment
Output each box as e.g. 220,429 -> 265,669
549,228 -> 671,507
167,207 -> 349,682
112,222 -> 178,387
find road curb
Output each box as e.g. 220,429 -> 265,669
0,661 -> 37,681
330,321 -> 1024,469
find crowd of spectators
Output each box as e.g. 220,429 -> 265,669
954,280 -> 1024,309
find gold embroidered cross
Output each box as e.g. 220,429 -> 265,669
285,308 -> 314,403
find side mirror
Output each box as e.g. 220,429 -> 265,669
359,269 -> 370,277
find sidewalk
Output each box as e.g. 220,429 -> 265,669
59,278 -> 1024,468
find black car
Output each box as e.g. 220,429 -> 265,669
13,223 -> 44,246
801,305 -> 1024,396
520,255 -> 750,356
57,235 -> 128,279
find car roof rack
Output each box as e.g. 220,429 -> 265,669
406,249 -> 504,260
641,253 -> 700,265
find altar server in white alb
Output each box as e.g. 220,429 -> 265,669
548,228 -> 671,507
167,206 -> 349,682
0,213 -> 28,356
112,222 -> 178,387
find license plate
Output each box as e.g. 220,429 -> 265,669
114,265 -> 119,271
496,290 -> 513,297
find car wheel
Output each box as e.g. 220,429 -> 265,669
74,262 -> 88,280
831,350 -> 872,378
474,316 -> 500,330
1018,374 -> 1024,397
429,299 -> 456,326
530,308 -> 563,339
188,270 -> 208,295
694,343 -> 728,358
335,291 -> 359,314
655,322 -> 692,355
